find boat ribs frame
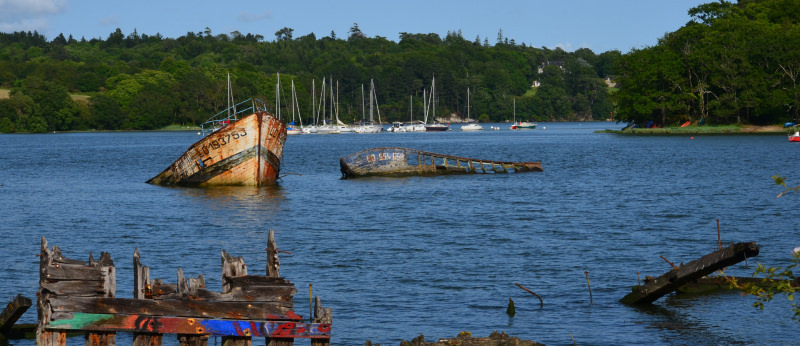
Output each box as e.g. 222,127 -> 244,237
339,147 -> 542,179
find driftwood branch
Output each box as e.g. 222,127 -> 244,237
514,283 -> 543,308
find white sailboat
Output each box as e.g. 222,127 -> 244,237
461,88 -> 483,131
333,80 -> 354,133
355,79 -> 383,133
424,76 -> 449,132
302,79 -> 318,134
315,77 -> 339,134
286,79 -> 303,135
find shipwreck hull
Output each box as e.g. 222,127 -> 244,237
339,147 -> 542,179
148,112 -> 287,186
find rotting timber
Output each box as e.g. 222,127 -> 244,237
339,147 -> 543,179
34,232 -> 331,345
620,242 -> 760,305
147,98 -> 287,187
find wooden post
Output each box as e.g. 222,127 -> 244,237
133,248 -> 162,346
266,230 -> 293,346
37,237 -> 63,346
310,297 -> 332,346
86,251 -> 116,346
266,230 -> 280,278
221,250 -> 250,346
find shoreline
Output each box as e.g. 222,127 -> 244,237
597,124 -> 791,135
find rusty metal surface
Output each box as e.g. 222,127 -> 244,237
147,112 -> 287,186
340,147 -> 542,178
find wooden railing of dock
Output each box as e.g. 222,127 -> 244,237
36,231 -> 331,346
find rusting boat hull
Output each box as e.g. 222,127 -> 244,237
148,112 -> 287,186
339,147 -> 542,179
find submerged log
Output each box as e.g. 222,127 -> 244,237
620,242 -> 759,305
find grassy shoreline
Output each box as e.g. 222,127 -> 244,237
597,124 -> 791,135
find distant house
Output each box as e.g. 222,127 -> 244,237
537,60 -> 564,74
532,61 -> 564,88
604,77 -> 617,88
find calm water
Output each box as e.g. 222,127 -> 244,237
1,122 -> 799,345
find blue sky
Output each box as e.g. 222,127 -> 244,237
0,0 -> 709,53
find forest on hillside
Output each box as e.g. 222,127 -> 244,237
0,24 -> 619,132
613,0 -> 800,127
0,0 -> 797,133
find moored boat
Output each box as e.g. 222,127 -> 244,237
425,123 -> 450,131
511,121 -> 537,130
147,98 -> 287,186
790,131 -> 800,142
339,147 -> 542,178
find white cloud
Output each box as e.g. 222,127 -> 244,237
0,0 -> 65,33
237,11 -> 273,23
0,0 -> 66,18
0,17 -> 49,33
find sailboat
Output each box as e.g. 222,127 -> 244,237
286,79 -> 303,135
355,79 -> 383,133
510,98 -> 537,130
461,88 -> 483,131
424,76 -> 450,132
332,80 -> 354,133
147,73 -> 287,186
315,77 -> 339,134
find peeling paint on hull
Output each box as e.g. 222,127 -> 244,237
148,112 -> 287,186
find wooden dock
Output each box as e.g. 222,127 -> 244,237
620,242 -> 760,305
33,231 -> 330,345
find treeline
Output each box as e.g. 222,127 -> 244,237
614,0 -> 800,127
0,25 -> 618,132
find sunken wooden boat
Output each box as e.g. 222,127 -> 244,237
339,147 -> 542,179
147,98 -> 287,186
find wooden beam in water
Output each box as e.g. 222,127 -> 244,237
0,294 -> 31,333
620,242 -> 759,305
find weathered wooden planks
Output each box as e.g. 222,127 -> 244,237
36,232 -> 331,345
620,242 -> 760,305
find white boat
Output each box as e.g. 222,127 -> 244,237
460,88 -> 483,131
387,121 -> 406,132
355,80 -> 383,133
461,123 -> 483,131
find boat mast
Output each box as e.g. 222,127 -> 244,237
227,73 -> 235,119
311,79 -> 316,126
513,98 -> 516,123
371,80 -> 382,124
275,73 -> 280,119
369,79 -> 374,123
361,84 -> 365,123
